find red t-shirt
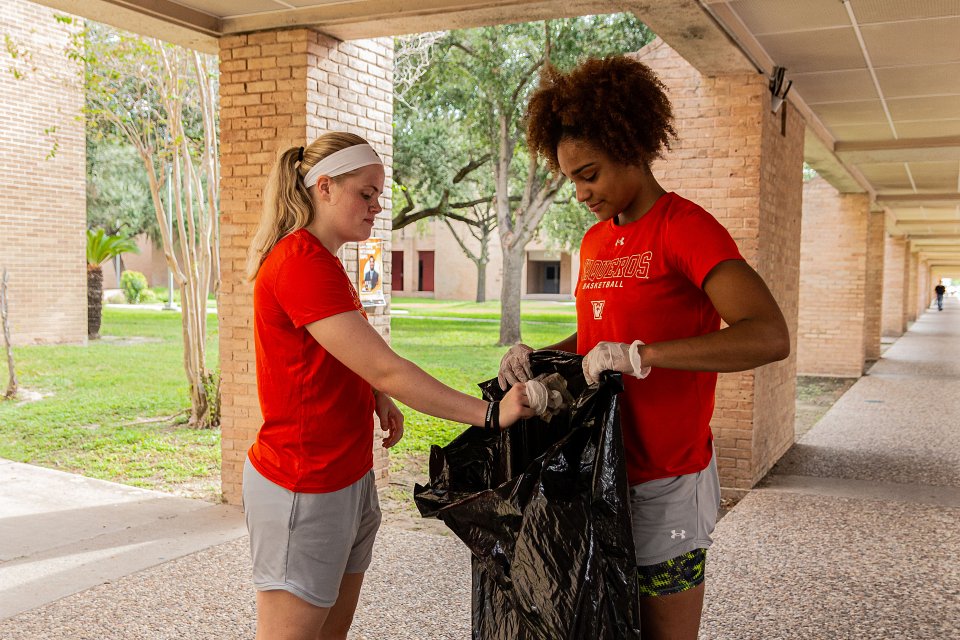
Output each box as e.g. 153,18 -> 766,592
575,192 -> 743,485
248,229 -> 375,493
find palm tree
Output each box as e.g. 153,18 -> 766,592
86,229 -> 139,339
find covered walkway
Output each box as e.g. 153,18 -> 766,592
702,296 -> 960,639
1,302 -> 957,638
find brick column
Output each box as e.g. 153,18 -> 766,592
863,210 -> 884,363
636,39 -> 803,495
0,1 -> 85,345
906,249 -> 918,324
918,260 -> 931,315
882,235 -> 907,337
797,177 -> 869,377
218,29 -> 393,505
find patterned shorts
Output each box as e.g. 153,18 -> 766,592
637,548 -> 707,597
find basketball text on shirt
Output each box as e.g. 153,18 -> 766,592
580,252 -> 652,290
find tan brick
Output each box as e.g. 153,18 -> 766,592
797,177 -> 870,377
1,0 -> 86,345
637,38 -> 802,492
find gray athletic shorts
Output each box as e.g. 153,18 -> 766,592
242,457 -> 382,607
629,452 -> 721,566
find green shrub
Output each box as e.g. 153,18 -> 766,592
120,270 -> 149,304
139,289 -> 158,303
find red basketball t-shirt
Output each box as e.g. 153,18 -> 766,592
248,229 -> 375,493
575,192 -> 744,485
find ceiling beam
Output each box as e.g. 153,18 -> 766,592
622,1 -> 754,76
221,0 -> 622,40
31,0 -> 219,53
836,136 -> 960,164
904,233 -> 960,239
805,130 -> 868,194
894,220 -> 960,227
879,194 -> 960,206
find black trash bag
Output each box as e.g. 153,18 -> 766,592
413,351 -> 641,640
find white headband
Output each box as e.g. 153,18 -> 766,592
302,144 -> 383,188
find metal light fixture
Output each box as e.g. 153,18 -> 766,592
769,65 -> 793,114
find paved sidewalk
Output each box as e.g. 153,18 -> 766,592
1,301 -> 957,639
0,461 -> 245,621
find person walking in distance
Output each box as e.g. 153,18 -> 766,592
935,281 -> 946,311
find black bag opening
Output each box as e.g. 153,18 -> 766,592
413,350 -> 641,640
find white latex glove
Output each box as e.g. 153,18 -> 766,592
582,340 -> 652,386
526,378 -> 549,414
525,374 -> 573,421
498,343 -> 534,390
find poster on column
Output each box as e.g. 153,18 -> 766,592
358,238 -> 385,307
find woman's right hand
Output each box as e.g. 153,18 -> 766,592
498,383 -> 536,428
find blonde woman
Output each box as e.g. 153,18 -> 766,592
244,131 -> 534,640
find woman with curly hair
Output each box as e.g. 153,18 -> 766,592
499,56 -> 790,639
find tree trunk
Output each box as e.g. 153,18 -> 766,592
87,266 -> 103,339
1,269 -> 17,399
498,244 -> 525,346
475,259 -> 487,303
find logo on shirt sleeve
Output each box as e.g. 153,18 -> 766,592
591,300 -> 605,320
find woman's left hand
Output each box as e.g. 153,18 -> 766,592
582,340 -> 652,385
374,391 -> 405,448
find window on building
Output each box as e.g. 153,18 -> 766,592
527,260 -> 561,294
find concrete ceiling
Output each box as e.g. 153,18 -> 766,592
32,0 -> 960,269
703,0 -> 960,270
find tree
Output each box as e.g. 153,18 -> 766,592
393,96 -> 500,301
86,229 -> 139,339
86,136 -> 159,242
1,269 -> 17,400
443,203 -> 498,302
69,21 -> 221,427
395,15 -> 653,344
540,183 -> 595,252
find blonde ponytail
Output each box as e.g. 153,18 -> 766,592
246,131 -> 370,281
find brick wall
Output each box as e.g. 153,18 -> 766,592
881,235 -> 907,337
907,249 -> 918,323
918,260 -> 931,315
636,39 -> 803,494
0,0 -> 85,345
796,177 -> 868,377
862,210 -> 884,362
752,88 -> 804,487
218,29 -> 393,505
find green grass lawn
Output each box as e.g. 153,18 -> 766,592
390,315 -> 575,453
0,307 -> 221,498
389,297 -> 576,451
0,302 -> 574,499
392,296 -> 577,323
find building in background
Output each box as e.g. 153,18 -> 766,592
392,217 -> 578,300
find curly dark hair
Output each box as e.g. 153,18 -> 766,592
526,55 -> 677,172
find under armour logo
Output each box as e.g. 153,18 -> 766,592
671,529 -> 686,540
591,300 -> 605,320
615,237 -> 625,247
